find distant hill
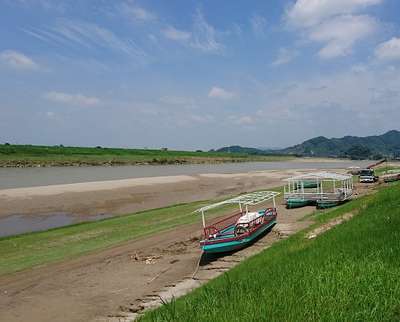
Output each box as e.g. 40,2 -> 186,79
215,145 -> 269,155
281,130 -> 400,158
216,130 -> 400,159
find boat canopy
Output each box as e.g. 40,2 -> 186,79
195,191 -> 280,213
195,191 -> 280,228
284,171 -> 354,203
284,171 -> 352,182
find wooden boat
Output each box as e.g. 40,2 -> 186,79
316,200 -> 341,209
196,191 -> 279,254
286,198 -> 313,209
284,172 -> 353,210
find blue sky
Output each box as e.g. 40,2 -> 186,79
1,0 -> 400,150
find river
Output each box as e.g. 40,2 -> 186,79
0,160 -> 371,237
0,160 -> 370,190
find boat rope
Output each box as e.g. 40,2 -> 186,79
191,255 -> 202,279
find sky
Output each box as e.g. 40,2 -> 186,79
1,0 -> 400,150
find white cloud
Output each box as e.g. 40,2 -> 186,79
375,37 -> 400,61
160,10 -> 223,54
208,87 -> 236,100
120,2 -> 157,22
235,116 -> 255,125
10,0 -> 66,12
162,26 -> 191,41
0,50 -> 39,70
286,0 -> 382,59
253,65 -> 400,136
44,91 -> 101,106
24,20 -> 148,61
309,15 -> 378,59
272,48 -> 298,66
286,0 -> 382,27
190,10 -> 223,53
189,114 -> 214,124
250,14 -> 267,35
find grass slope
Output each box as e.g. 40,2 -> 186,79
0,199 -> 245,276
0,187 -> 283,276
141,183 -> 400,322
0,144 -> 292,167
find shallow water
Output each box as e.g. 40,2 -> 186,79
0,160 -> 371,189
0,213 -> 113,238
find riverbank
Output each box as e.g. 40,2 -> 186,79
0,158 -> 366,190
0,144 -> 293,168
139,182 -> 400,322
0,159 -> 372,236
0,190 -> 317,322
0,170 -> 302,239
0,181 -> 379,322
1,161 -> 367,236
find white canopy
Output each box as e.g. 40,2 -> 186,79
284,171 -> 352,182
195,191 -> 280,213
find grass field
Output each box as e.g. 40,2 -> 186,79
0,144 -> 293,167
140,183 -> 400,322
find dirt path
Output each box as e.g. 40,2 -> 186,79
0,202 -> 314,322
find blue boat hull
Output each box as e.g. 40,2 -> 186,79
201,219 -> 276,254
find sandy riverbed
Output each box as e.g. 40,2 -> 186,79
0,169 -> 337,219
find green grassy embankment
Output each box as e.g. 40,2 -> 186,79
0,144 -> 293,167
0,201 -> 236,276
140,183 -> 400,322
0,186 -> 284,276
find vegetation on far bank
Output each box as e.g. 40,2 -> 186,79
0,144 -> 293,167
140,183 -> 400,322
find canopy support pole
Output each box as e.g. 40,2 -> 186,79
201,210 -> 206,228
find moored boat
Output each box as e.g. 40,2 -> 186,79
294,180 -> 318,189
196,191 -> 279,254
316,200 -> 341,209
286,198 -> 314,209
284,172 -> 353,210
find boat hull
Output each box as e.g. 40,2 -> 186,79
316,200 -> 340,209
294,181 -> 318,189
286,199 -> 313,209
201,219 -> 276,254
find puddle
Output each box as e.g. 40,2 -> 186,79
0,213 -> 113,238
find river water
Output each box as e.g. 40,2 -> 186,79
0,160 -> 371,237
0,160 -> 370,190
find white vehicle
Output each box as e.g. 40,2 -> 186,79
359,169 -> 378,183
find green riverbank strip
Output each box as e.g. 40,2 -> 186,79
140,183 -> 400,322
0,144 -> 293,167
1,186 -> 286,275
0,200 -> 240,276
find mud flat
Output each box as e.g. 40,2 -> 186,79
0,168 -> 349,220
